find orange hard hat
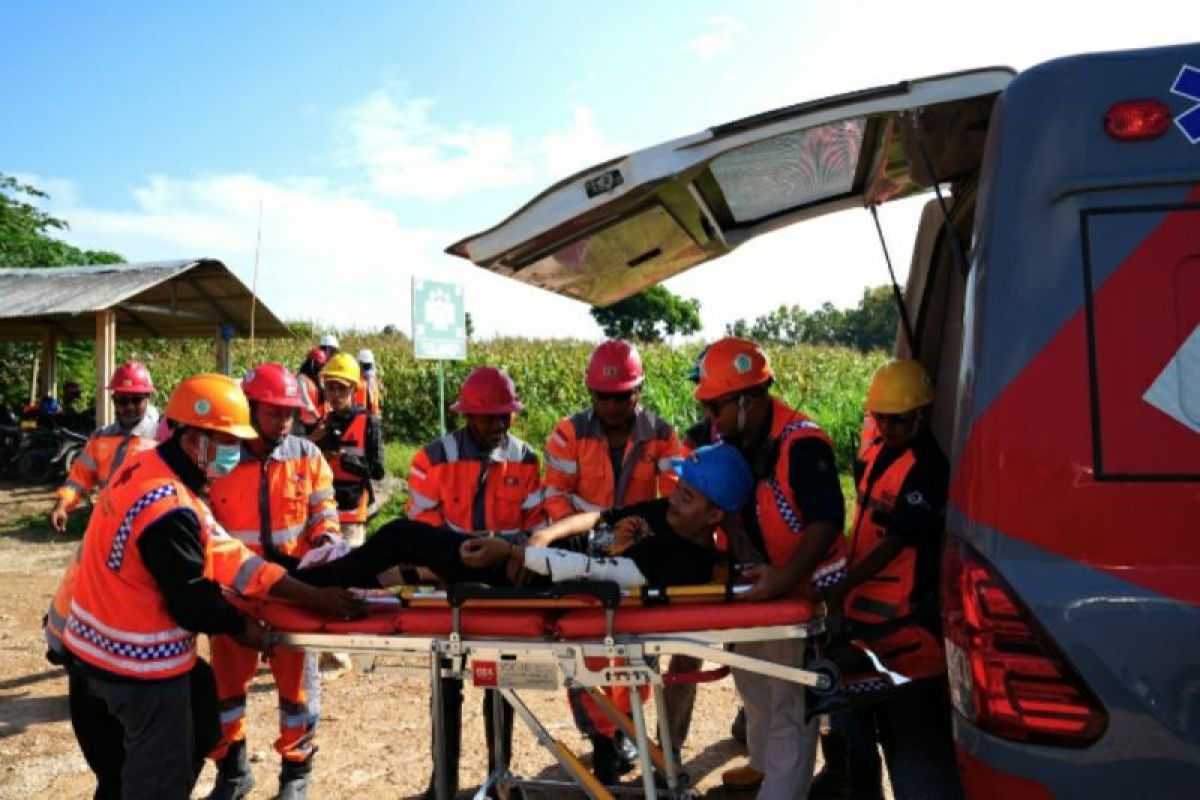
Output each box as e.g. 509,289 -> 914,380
692,337 -> 773,401
451,367 -> 523,415
165,373 -> 257,438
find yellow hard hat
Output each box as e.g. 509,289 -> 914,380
320,352 -> 361,387
865,359 -> 934,414
165,373 -> 258,438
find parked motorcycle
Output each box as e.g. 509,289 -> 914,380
15,422 -> 88,485
0,418 -> 20,479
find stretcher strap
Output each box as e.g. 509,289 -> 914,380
447,580 -> 622,609
662,665 -> 731,685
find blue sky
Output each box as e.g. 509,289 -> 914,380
5,1 -> 1192,339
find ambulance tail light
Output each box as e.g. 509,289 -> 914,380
1104,100 -> 1171,141
942,540 -> 1107,746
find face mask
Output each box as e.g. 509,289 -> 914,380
208,443 -> 242,477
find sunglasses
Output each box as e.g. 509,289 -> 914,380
872,411 -> 916,426
113,395 -> 145,407
593,390 -> 635,403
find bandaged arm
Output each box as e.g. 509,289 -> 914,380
519,546 -> 647,588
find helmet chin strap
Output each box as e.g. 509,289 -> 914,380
736,395 -> 748,435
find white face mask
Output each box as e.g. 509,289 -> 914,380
196,432 -> 242,478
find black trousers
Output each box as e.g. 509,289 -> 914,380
67,657 -> 220,800
430,675 -> 515,795
296,518 -> 513,588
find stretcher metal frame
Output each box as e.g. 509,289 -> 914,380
265,582 -> 832,800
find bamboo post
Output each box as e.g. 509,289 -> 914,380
95,309 -> 116,428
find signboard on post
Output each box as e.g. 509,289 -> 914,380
413,278 -> 467,435
413,279 -> 467,361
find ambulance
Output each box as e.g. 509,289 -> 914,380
448,43 -> 1200,797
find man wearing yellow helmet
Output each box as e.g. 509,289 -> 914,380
58,373 -> 362,800
815,359 -> 959,800
310,353 -> 385,547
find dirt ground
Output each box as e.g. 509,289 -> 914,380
0,482 -> 862,799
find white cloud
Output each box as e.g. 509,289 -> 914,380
36,172 -> 596,340
535,104 -> 622,181
338,91 -> 536,203
686,14 -> 746,60
338,91 -> 623,201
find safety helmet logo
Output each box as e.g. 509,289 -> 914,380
733,354 -> 752,374
194,399 -> 211,415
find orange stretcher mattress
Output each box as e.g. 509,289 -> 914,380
233,598 -> 553,638
235,596 -> 816,639
554,599 -> 816,639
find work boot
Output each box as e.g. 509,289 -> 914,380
809,731 -> 851,800
589,734 -> 638,786
613,731 -> 639,772
730,706 -> 747,745
206,741 -> 255,800
720,764 -> 764,791
589,735 -> 621,786
278,756 -> 313,800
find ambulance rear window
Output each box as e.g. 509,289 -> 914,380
1083,204 -> 1200,480
708,118 -> 865,224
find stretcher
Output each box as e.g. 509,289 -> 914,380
246,582 -> 835,800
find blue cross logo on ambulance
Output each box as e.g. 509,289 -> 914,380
1171,64 -> 1200,143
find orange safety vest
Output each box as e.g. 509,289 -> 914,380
750,398 -> 848,593
44,545 -> 82,661
541,408 -> 680,523
62,449 -> 283,680
325,409 -> 372,524
353,371 -> 383,417
406,428 -> 543,533
844,438 -> 945,679
857,411 -> 880,461
297,373 -> 324,427
55,415 -> 159,510
208,436 -> 340,562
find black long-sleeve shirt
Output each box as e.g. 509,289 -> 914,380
738,403 -> 845,560
135,438 -> 246,636
70,438 -> 246,683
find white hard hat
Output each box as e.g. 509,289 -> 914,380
357,348 -> 375,365
319,334 -> 339,348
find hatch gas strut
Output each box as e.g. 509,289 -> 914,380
868,204 -> 917,357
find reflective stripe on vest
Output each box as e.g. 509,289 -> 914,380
65,598 -> 195,676
328,412 -> 369,484
753,400 -> 847,590
210,435 -> 336,560
65,452 -> 208,679
844,440 -> 919,624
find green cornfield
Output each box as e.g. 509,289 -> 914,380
71,333 -> 884,472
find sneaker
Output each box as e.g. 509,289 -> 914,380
721,765 -> 764,791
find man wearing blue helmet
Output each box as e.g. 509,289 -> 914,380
292,444 -> 754,785
297,443 -> 753,592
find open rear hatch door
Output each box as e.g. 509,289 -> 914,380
447,69 -> 1013,306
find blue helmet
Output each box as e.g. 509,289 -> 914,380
671,443 -> 754,513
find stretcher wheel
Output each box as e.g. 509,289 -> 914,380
808,658 -> 840,696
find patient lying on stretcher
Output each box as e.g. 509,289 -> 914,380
296,443 -> 753,591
